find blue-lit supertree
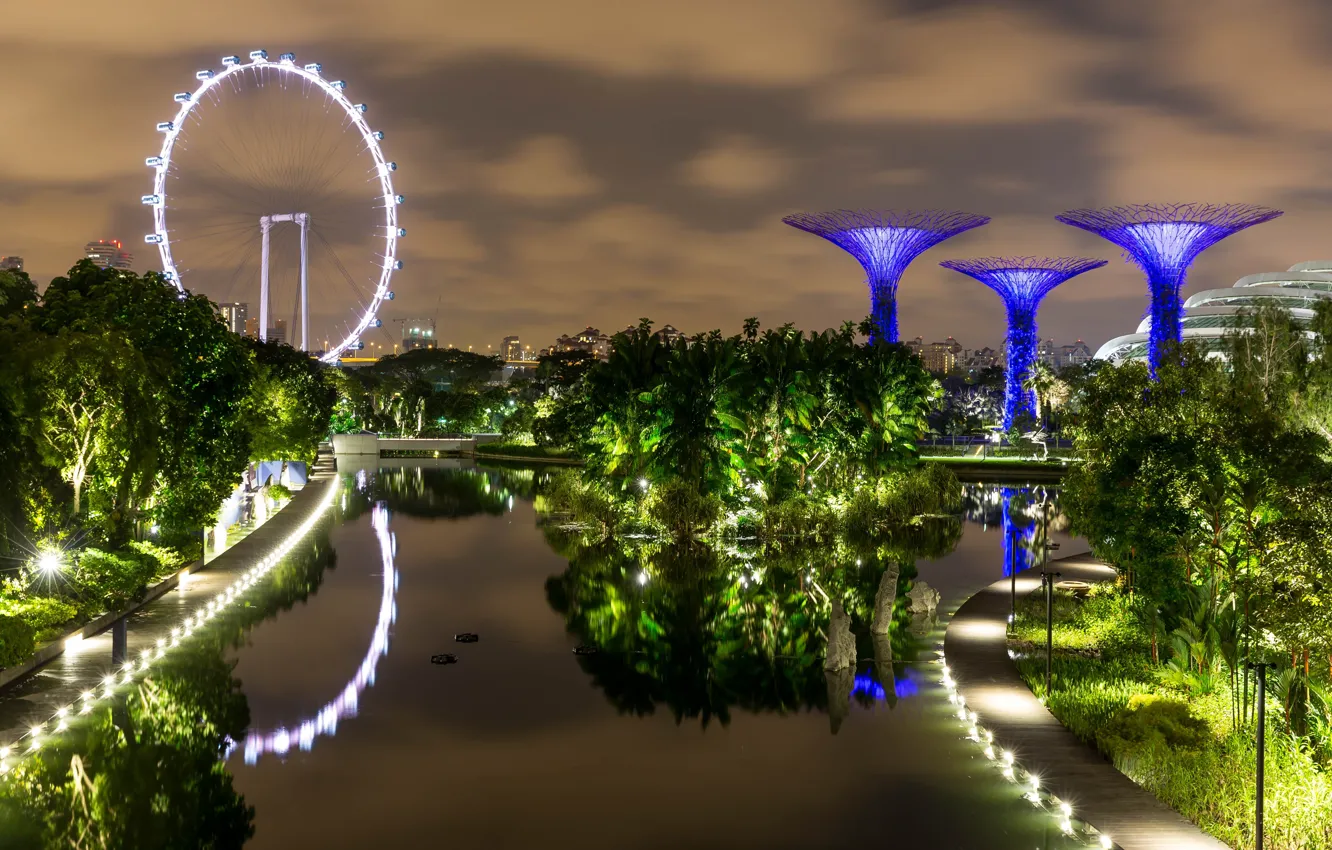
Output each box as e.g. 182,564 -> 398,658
782,209 -> 989,342
1055,203 -> 1282,376
939,256 -> 1106,429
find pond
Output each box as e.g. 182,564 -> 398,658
0,462 -> 1094,848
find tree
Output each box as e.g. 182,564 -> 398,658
0,269 -> 36,320
244,339 -> 336,464
33,261 -> 256,538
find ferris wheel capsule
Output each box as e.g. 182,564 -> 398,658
394,194 -> 405,204
195,69 -> 215,81
173,92 -> 192,103
395,228 -> 406,237
372,319 -> 383,328
392,260 -> 403,270
249,49 -> 269,62
372,131 -> 385,141
330,80 -> 346,91
146,156 -> 163,167
144,234 -> 163,244
156,121 -> 174,132
385,291 -> 395,300
354,103 -> 368,113
278,52 -> 296,64
141,194 -> 162,206
304,63 -> 322,74
222,55 -> 241,67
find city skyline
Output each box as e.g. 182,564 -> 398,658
4,2 -> 1332,353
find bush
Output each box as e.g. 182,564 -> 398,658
1098,694 -> 1211,755
268,483 -> 294,501
71,548 -> 161,615
0,597 -> 78,642
760,495 -> 838,539
0,614 -> 35,667
646,478 -> 721,537
126,540 -> 192,573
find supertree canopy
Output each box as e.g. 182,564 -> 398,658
940,256 -> 1106,429
1055,203 -> 1282,376
782,209 -> 990,342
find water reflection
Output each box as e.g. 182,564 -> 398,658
542,512 -> 962,732
0,467 -> 1084,849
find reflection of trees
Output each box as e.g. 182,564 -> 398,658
0,524 -> 341,847
961,485 -> 1063,576
545,526 -> 958,729
339,467 -> 523,522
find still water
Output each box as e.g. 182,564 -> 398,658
1,463 -> 1088,848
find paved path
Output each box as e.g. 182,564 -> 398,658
0,456 -> 338,744
943,552 -> 1231,850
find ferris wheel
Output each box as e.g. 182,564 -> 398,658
143,50 -> 404,362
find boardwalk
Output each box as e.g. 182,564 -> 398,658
0,456 -> 338,743
943,552 -> 1231,850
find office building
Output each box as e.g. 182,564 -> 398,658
266,319 -> 288,346
244,316 -> 260,339
217,302 -> 248,336
402,319 -> 437,352
85,240 -> 133,271
907,336 -> 964,374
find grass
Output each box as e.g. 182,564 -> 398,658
1011,585 -> 1332,850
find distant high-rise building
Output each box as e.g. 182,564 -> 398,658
244,316 -> 260,339
217,302 -> 248,336
501,335 -> 522,360
85,240 -> 133,271
0,256 -> 23,272
915,337 -> 964,374
267,319 -> 288,346
402,318 -> 437,352
965,346 -> 1003,371
1050,340 -> 1093,371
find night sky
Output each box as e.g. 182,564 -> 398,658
4,0 -> 1329,353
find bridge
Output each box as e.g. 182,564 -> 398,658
330,433 -> 503,455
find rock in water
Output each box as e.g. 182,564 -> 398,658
825,665 -> 856,734
872,632 -> 899,709
430,653 -> 458,665
907,581 -> 941,615
824,600 -> 857,672
871,561 -> 901,635
909,610 -> 936,639
454,633 -> 479,643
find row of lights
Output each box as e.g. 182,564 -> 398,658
936,645 -> 1114,849
0,480 -> 340,777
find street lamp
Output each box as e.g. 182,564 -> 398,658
1249,661 -> 1275,850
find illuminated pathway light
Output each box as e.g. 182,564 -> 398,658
0,480 -> 339,774
146,50 -> 402,362
939,257 -> 1105,428
782,209 -> 989,342
933,642 -> 1115,848
1055,203 -> 1281,377
242,499 -> 397,763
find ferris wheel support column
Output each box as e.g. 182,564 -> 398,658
259,215 -> 273,342
297,212 -> 310,352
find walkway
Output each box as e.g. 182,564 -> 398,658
943,552 -> 1230,850
0,456 -> 339,745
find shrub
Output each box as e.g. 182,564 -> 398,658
71,548 -> 160,615
268,483 -> 294,501
1098,694 -> 1211,756
760,495 -> 838,539
0,597 -> 78,642
646,478 -> 721,537
126,540 -> 192,573
0,615 -> 35,668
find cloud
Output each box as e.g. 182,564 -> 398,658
482,136 -> 602,203
682,135 -> 790,196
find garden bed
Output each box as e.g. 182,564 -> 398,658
1010,584 -> 1332,849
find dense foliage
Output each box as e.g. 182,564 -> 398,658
0,261 -> 335,659
1055,302 -> 1332,848
330,347 -> 513,436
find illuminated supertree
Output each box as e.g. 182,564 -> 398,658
940,257 -> 1105,429
782,209 -> 989,342
1055,203 -> 1282,375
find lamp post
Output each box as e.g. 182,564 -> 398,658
1249,661 -> 1274,850
1043,569 -> 1061,697
1008,525 -> 1017,635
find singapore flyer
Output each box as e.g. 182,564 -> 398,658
144,50 -> 403,362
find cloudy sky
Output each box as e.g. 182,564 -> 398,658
3,0 -> 1330,353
